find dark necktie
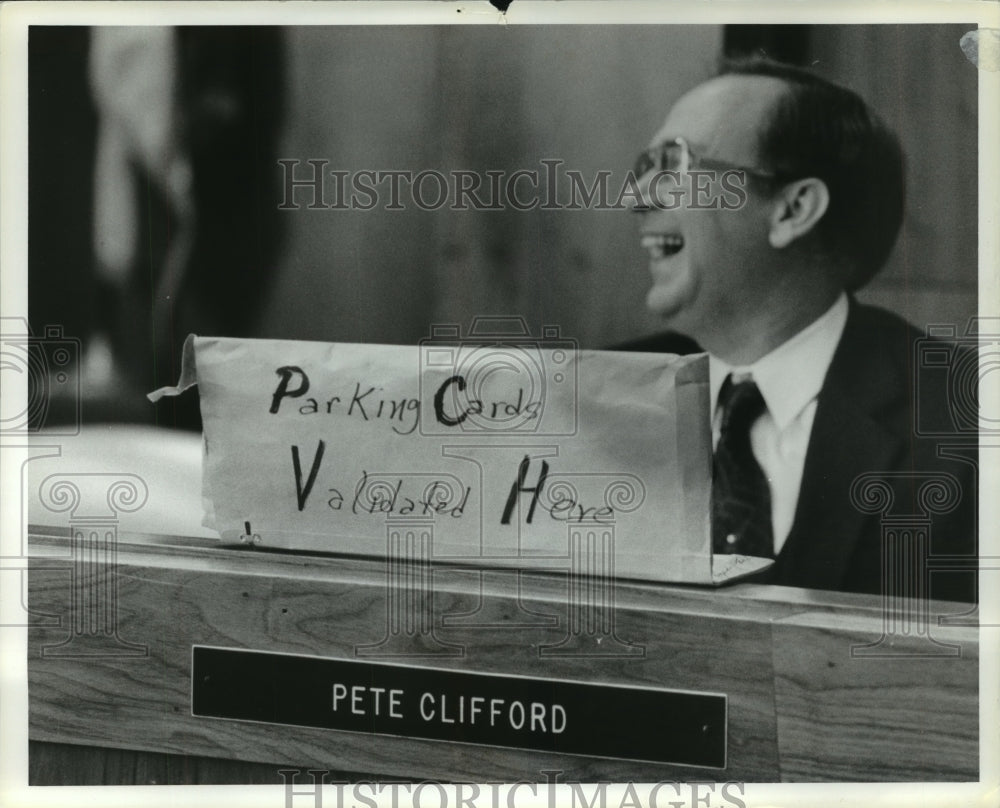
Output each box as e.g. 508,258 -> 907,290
711,375 -> 774,558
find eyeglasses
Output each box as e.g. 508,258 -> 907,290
632,136 -> 780,180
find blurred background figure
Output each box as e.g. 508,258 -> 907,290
30,26 -> 284,429
87,27 -> 194,419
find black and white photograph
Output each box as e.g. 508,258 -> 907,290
1,2 -> 997,806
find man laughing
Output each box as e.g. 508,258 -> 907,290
624,59 -> 976,602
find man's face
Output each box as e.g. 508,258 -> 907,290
638,75 -> 788,343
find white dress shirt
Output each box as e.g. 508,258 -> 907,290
709,293 -> 849,553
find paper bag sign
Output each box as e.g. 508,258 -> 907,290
149,333 -> 772,585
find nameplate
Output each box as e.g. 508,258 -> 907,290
151,327 -> 773,585
191,646 -> 727,768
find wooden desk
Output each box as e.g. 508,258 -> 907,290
27,527 -> 977,784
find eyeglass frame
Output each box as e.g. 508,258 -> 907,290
633,135 -> 784,181
630,136 -> 790,213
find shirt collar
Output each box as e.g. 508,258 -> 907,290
709,293 -> 849,431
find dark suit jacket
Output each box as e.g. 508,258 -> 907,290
619,299 -> 978,602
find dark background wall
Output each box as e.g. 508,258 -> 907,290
809,25 -> 978,330
260,25 -> 723,348
259,24 -> 978,348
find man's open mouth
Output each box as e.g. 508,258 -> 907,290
641,233 -> 684,259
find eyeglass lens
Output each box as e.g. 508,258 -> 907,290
633,141 -> 684,178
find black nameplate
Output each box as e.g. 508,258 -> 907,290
191,646 -> 726,768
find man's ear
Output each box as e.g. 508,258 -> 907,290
768,178 -> 830,249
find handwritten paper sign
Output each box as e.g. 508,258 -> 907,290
149,333 -> 772,585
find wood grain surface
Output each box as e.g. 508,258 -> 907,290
27,528 -> 977,784
771,611 -> 978,781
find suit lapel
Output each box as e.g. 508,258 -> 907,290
775,301 -> 907,591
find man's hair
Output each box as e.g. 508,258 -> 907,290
719,57 -> 905,291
